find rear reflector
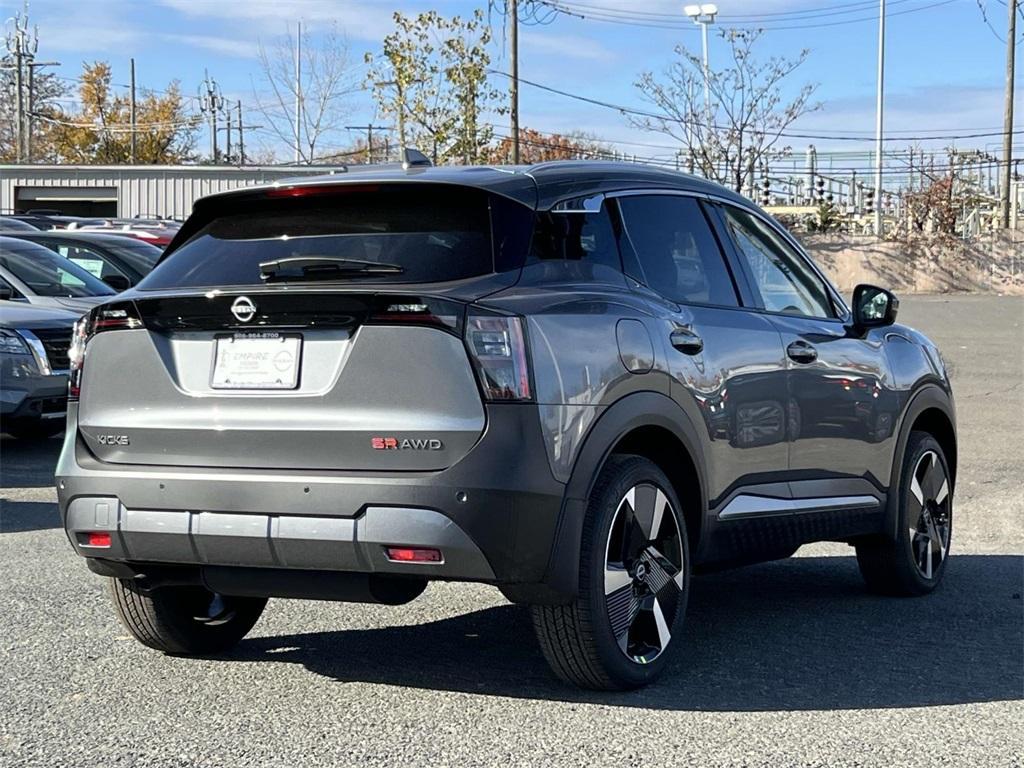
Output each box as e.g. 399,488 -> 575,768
85,532 -> 112,547
384,546 -> 443,563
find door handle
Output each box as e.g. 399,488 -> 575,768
670,328 -> 704,355
786,340 -> 818,364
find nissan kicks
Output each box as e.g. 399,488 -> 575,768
56,161 -> 956,690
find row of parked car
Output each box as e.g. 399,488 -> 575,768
0,214 -> 172,438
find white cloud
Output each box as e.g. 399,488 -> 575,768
521,32 -> 616,62
156,0 -> 400,41
161,34 -> 257,59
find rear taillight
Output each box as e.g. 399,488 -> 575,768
68,302 -> 144,402
367,296 -> 463,334
465,311 -> 532,401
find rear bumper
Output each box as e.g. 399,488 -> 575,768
0,370 -> 67,421
56,404 -> 569,593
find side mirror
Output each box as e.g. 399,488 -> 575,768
852,283 -> 899,330
0,285 -> 12,301
102,274 -> 131,291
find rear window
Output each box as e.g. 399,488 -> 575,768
139,185 -> 520,290
102,239 -> 162,274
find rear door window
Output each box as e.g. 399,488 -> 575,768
0,240 -> 115,297
140,185 -> 512,290
55,244 -> 129,281
617,195 -> 740,307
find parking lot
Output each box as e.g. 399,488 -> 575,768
1,294 -> 1021,767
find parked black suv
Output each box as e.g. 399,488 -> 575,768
56,162 -> 956,690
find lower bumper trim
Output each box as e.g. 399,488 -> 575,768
66,497 -> 495,581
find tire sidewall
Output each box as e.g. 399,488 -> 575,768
581,456 -> 690,688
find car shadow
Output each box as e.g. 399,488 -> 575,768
0,434 -> 63,489
229,554 -> 1023,712
0,500 -> 60,533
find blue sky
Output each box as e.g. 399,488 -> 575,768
11,0 -> 1023,165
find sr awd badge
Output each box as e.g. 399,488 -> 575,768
371,437 -> 444,451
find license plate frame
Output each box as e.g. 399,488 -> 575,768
210,332 -> 302,390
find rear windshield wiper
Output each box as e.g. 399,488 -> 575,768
259,256 -> 405,282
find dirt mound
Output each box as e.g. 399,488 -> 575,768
799,231 -> 1024,295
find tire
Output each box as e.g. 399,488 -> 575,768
531,454 -> 690,690
855,431 -> 953,596
108,578 -> 267,655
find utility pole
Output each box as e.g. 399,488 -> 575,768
224,102 -> 232,163
345,125 -> 389,164
294,20 -> 302,164
1001,0 -> 1017,228
237,100 -> 244,165
198,71 -> 223,162
25,57 -> 57,162
5,11 -> 35,163
873,0 -> 886,237
509,0 -> 520,164
129,58 -> 136,164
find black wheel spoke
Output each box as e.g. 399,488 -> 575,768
907,450 -> 950,580
606,583 -> 639,645
603,482 -> 685,665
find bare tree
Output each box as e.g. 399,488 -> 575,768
253,23 -> 360,164
634,29 -> 820,193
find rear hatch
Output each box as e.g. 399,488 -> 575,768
74,183 -> 534,471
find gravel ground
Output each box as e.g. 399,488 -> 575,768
1,295 -> 1021,768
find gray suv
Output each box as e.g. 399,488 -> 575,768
56,162 -> 957,690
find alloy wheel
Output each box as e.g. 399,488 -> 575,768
908,450 -> 951,579
603,483 -> 685,664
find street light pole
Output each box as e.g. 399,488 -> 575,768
873,0 -> 886,237
294,20 -> 302,164
700,17 -> 710,120
510,0 -> 520,164
684,4 -> 718,174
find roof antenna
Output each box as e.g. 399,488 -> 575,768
402,148 -> 432,170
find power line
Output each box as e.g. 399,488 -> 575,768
537,0 -> 957,31
489,69 -> 1024,143
549,0 -> 914,22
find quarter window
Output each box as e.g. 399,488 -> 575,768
617,195 -> 739,307
529,205 -> 624,281
721,205 -> 833,318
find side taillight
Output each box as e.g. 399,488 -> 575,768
68,302 -> 144,401
465,311 -> 532,402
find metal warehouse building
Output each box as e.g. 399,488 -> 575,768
0,165 -> 345,220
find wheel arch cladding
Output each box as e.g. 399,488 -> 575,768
909,407 -> 957,487
887,384 -> 957,538
542,392 -> 707,601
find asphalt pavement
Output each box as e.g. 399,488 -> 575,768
1,295 -> 1021,767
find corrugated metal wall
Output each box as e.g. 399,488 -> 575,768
0,165 -> 342,219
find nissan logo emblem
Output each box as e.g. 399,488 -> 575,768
231,296 -> 257,323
